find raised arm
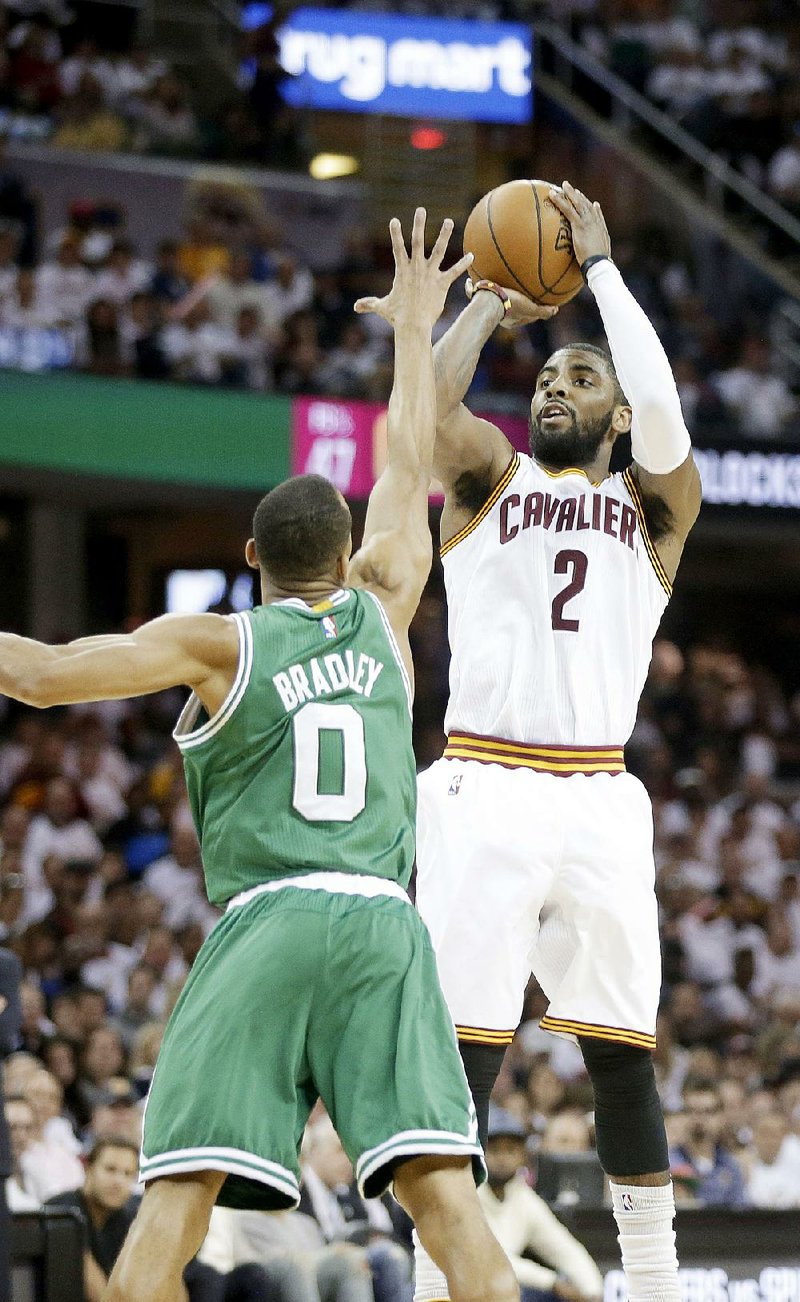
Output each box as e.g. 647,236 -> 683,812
347,208 -> 472,662
0,613 -> 240,714
550,182 -> 702,583
431,283 -> 557,506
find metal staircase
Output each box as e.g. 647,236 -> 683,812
534,21 -> 800,374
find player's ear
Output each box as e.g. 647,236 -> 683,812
245,537 -> 259,570
612,403 -> 632,436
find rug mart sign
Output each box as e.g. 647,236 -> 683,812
244,6 -> 532,123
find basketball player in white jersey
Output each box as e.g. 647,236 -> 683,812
415,184 -> 701,1302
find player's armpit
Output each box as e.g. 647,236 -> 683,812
631,454 -> 702,584
434,406 -> 512,493
1,612 -> 241,711
436,407 -> 513,544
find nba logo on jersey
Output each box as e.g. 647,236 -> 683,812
448,774 -> 463,796
320,616 -> 338,640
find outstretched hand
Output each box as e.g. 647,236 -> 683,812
548,180 -> 611,268
354,208 -> 474,331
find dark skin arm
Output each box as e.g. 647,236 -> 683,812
349,209 -> 473,680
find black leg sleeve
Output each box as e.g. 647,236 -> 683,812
578,1037 -> 669,1177
458,1041 -> 508,1150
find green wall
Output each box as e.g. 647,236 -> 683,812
1,372 -> 291,488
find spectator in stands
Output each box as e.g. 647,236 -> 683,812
745,1110 -> 800,1207
7,16 -> 61,113
58,36 -> 117,101
110,963 -> 159,1050
176,218 -> 231,285
160,298 -> 240,385
35,236 -> 93,328
712,336 -> 796,438
752,909 -> 800,1003
205,250 -> 272,335
199,1201 -> 375,1302
23,777 -> 102,921
228,305 -> 273,391
113,44 -> 167,106
142,826 -> 216,933
128,71 -> 199,156
525,1063 -> 568,1140
4,1092 -> 42,1215
261,253 -> 315,336
82,297 -> 126,377
539,1109 -> 593,1155
51,71 -> 128,152
274,310 -> 325,396
18,1066 -> 83,1200
47,1136 -> 138,1302
92,238 -> 151,305
646,46 -> 716,124
123,289 -> 170,380
479,1107 -> 603,1302
669,1077 -> 748,1206
0,266 -> 50,328
77,1025 -> 126,1114
17,979 -> 54,1057
149,238 -> 190,305
301,1117 -> 412,1302
318,320 -> 385,400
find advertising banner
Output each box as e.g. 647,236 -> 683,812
243,5 -> 532,123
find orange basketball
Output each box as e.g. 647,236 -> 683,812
463,179 -> 583,307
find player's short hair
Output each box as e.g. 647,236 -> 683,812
558,342 -> 628,406
253,475 -> 352,584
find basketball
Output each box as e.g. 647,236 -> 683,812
463,179 -> 584,307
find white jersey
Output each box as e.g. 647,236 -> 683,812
441,451 -> 671,748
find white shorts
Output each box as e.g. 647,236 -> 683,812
416,754 -> 661,1052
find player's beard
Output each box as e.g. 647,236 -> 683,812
528,404 -> 614,470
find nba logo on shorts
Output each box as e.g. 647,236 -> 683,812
448,775 -> 463,796
320,616 -> 338,640
621,1193 -> 634,1211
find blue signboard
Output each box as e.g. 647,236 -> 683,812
242,6 -> 532,124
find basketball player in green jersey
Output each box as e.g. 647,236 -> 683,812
0,211 -> 518,1302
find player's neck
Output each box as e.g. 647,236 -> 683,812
260,576 -> 345,607
536,452 -> 612,483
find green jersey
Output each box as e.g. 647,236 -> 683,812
174,588 -> 416,906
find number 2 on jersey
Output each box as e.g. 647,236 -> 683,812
551,549 -> 588,632
292,702 -> 367,822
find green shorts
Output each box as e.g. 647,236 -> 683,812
140,877 -> 484,1210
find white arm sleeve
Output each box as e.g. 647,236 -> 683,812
587,259 -> 691,475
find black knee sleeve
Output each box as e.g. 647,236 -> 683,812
579,1037 -> 668,1177
458,1041 -> 507,1150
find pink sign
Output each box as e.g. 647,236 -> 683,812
291,396 -> 529,499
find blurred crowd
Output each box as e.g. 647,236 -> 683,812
329,0 -> 800,219
0,0 -> 301,165
2,609 -> 800,1244
0,183 -> 796,442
